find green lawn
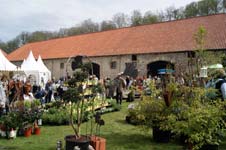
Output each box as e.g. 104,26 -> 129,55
0,100 -> 226,150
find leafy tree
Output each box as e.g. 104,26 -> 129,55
142,11 -> 159,24
26,31 -> 56,43
80,19 -> 99,33
223,0 -> 226,12
6,38 -> 20,53
17,32 -> 29,45
112,12 -> 130,28
0,40 -> 8,52
58,28 -> 68,38
165,6 -> 177,21
197,0 -> 220,15
193,26 -> 224,77
184,2 -> 199,18
100,20 -> 117,31
172,7 -> 185,20
156,11 -> 166,22
131,10 -> 143,26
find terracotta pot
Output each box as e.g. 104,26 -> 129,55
34,127 -> 41,135
90,135 -> 106,150
24,128 -> 32,137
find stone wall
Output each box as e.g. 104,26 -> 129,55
12,52 -> 189,80
44,52 -> 188,79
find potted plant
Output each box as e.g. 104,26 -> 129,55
22,121 -> 32,137
32,109 -> 43,135
131,80 -> 172,143
165,86 -> 226,150
87,81 -> 107,150
1,111 -> 19,139
141,97 -> 171,143
90,112 -> 106,150
0,115 -> 7,137
33,121 -> 41,135
63,62 -> 94,150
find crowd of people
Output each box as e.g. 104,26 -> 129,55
0,73 -> 66,114
103,68 -> 226,104
1,68 -> 226,115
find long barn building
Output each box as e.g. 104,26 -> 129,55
7,13 -> 226,79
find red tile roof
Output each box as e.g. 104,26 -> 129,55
7,14 -> 226,61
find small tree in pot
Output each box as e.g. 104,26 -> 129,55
63,60 -> 103,150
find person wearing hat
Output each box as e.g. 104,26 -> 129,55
214,69 -> 226,100
115,73 -> 126,105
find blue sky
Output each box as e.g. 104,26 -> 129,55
0,0 -> 198,42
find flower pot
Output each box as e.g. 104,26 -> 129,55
8,128 -> 17,139
38,119 -> 42,126
65,135 -> 90,150
0,130 -> 6,137
34,127 -> 41,135
90,135 -> 106,150
152,127 -> 171,143
24,128 -> 32,137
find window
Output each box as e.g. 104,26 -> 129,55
60,63 -> 64,69
132,55 -> 137,61
110,61 -> 117,69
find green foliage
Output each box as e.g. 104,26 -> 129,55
131,10 -> 143,26
91,83 -> 104,94
100,20 -> 117,31
62,62 -> 105,138
62,87 -> 81,103
32,99 -> 41,109
24,101 -> 32,109
139,97 -> 168,128
108,99 -> 121,111
184,2 -> 199,17
143,11 -> 159,24
1,112 -> 19,130
0,102 -> 186,150
164,86 -> 226,149
126,103 -> 145,125
42,107 -> 70,125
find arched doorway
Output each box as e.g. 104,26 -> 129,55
90,63 -> 100,79
147,61 -> 174,77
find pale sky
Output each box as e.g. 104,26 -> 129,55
0,0 -> 198,42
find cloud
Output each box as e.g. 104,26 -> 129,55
0,0 -> 198,41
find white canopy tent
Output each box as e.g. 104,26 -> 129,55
0,49 -> 18,71
21,51 -> 51,86
37,55 -> 51,85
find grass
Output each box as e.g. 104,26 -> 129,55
0,100 -> 226,150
